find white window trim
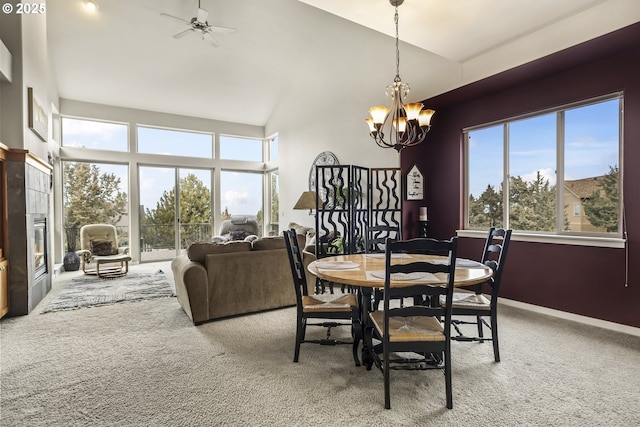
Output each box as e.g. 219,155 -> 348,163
457,229 -> 625,248
463,92 -> 623,239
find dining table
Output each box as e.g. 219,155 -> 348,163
307,253 -> 493,366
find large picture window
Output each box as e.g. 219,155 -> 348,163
62,117 -> 128,152
137,126 -> 213,158
60,115 -> 277,261
465,94 -> 621,236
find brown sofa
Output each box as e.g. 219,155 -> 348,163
171,235 -> 314,325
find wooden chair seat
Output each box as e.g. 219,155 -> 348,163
370,312 -> 445,342
441,292 -> 491,310
302,293 -> 357,312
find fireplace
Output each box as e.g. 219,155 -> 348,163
6,150 -> 53,316
34,217 -> 47,280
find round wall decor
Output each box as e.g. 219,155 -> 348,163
308,151 -> 339,191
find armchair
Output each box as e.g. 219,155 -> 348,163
77,224 -> 131,278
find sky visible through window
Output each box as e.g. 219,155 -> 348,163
468,99 -> 619,198
62,119 -> 265,217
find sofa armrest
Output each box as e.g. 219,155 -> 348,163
171,256 -> 209,325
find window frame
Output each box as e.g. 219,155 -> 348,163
58,115 -> 278,260
461,93 -> 625,248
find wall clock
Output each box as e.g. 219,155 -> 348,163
406,164 -> 424,200
308,151 -> 339,191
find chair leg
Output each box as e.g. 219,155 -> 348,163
445,347 -> 453,409
477,315 -> 484,339
491,312 -> 500,362
384,355 -> 391,409
294,316 -> 305,362
373,289 -> 382,311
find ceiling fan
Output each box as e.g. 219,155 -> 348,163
160,0 -> 237,47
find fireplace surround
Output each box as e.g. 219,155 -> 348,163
6,150 -> 52,316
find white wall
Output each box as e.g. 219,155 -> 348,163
265,7 -> 459,229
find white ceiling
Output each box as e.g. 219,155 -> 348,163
46,0 -> 640,127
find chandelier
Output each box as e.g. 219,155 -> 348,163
365,0 -> 435,152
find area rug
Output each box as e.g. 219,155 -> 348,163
42,270 -> 175,313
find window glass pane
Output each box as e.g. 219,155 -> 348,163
139,166 -> 176,261
268,171 -> 279,235
563,99 -> 619,233
220,171 -> 263,235
269,135 -> 279,161
62,117 -> 128,151
467,126 -> 504,228
220,135 -> 262,161
179,169 -> 212,248
508,113 -> 557,232
138,126 -> 212,158
63,161 -> 129,250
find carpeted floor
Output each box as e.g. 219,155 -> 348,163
1,262 -> 639,426
41,269 -> 175,313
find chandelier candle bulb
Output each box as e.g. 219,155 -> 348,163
419,207 -> 428,221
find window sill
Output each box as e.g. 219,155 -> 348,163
456,229 -> 626,248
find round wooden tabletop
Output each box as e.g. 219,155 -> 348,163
308,253 -> 492,288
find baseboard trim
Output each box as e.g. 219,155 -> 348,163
498,297 -> 640,338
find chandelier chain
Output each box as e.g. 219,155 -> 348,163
394,6 -> 400,82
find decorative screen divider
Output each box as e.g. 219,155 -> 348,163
315,165 -> 401,258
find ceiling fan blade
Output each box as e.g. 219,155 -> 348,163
210,25 -> 237,34
173,28 -> 195,39
204,33 -> 219,47
160,12 -> 190,24
197,8 -> 209,24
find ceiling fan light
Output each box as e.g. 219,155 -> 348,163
83,0 -> 99,11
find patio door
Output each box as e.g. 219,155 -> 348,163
139,166 -> 211,261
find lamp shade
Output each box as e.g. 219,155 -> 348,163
293,191 -> 319,212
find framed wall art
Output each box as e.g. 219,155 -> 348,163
28,87 -> 48,142
406,164 -> 424,200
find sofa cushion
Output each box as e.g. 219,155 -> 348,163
188,240 -> 252,263
252,236 -> 286,251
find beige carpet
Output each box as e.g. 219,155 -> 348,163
1,262 -> 639,426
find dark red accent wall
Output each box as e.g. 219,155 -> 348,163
402,23 -> 640,328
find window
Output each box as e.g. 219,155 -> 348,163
268,171 -> 279,235
61,113 -> 277,259
220,135 -> 263,161
62,161 -> 129,249
62,117 -> 128,152
466,94 -> 621,236
220,171 -> 264,235
269,135 -> 279,161
137,126 -> 213,158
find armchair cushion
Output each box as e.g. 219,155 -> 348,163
90,239 -> 115,256
229,230 -> 252,241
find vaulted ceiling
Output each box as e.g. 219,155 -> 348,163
46,0 -> 640,126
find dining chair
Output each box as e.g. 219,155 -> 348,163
445,227 -> 512,362
366,224 -> 402,311
369,237 -> 458,410
283,229 -> 360,366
